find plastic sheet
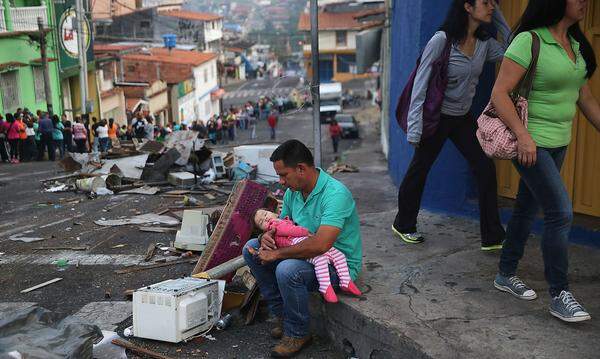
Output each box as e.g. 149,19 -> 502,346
0,306 -> 102,359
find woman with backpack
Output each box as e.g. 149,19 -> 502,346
491,0 -> 599,323
393,0 -> 509,250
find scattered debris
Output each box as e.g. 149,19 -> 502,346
111,338 -> 174,359
192,256 -> 247,280
95,188 -> 114,196
327,162 -> 359,174
115,258 -> 197,275
139,226 -> 178,233
94,213 -> 180,227
168,171 -> 197,186
44,184 -> 69,193
58,155 -> 83,172
93,330 -> 128,359
94,154 -> 149,179
175,210 -> 210,251
34,246 -> 88,251
21,278 -> 63,293
111,244 -> 127,249
144,243 -> 157,262
9,231 -> 44,243
120,186 -> 161,195
183,195 -> 202,206
142,148 -> 181,182
163,130 -> 201,166
139,140 -> 165,154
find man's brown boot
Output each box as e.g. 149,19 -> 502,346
270,318 -> 283,339
271,335 -> 312,358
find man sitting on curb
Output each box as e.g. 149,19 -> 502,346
243,139 -> 362,357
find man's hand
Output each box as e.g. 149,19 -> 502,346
247,247 -> 279,264
260,229 -> 277,250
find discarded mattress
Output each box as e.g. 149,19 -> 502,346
192,180 -> 271,275
0,306 -> 102,359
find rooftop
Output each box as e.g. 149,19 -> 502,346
122,48 -> 217,66
297,10 -> 383,31
94,44 -> 142,53
158,9 -> 222,22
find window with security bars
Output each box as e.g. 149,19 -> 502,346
33,67 -> 45,103
0,71 -> 21,112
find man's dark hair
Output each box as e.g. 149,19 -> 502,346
270,140 -> 314,168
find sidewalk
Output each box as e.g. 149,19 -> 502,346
317,107 -> 600,358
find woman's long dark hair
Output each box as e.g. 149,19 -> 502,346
440,0 -> 490,44
515,0 -> 596,78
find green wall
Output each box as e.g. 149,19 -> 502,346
0,0 -> 63,115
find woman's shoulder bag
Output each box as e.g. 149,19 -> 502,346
476,32 -> 540,159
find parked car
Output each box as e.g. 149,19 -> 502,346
335,114 -> 359,138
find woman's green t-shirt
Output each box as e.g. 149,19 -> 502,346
504,27 -> 587,148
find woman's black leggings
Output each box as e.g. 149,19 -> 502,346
8,139 -> 18,159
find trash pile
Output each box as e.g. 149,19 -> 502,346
41,133 -> 283,197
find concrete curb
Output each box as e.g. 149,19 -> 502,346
311,295 -> 432,359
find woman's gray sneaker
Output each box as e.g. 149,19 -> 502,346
550,291 -> 591,323
493,274 -> 537,300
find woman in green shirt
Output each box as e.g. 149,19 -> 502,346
490,0 -> 600,323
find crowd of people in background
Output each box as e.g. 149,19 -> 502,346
0,95 -> 285,164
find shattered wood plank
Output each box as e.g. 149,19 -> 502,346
39,172 -> 99,183
164,190 -> 191,195
168,205 -> 206,211
204,193 -> 216,200
111,339 -> 173,359
139,227 -> 178,233
144,243 -> 156,262
160,194 -> 187,198
207,186 -> 231,195
21,278 -> 63,293
34,246 -> 89,251
114,258 -> 196,274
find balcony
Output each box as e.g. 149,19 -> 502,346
204,28 -> 222,43
10,5 -> 48,32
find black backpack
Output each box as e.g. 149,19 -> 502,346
133,120 -> 145,138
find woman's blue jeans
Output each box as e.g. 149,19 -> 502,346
243,238 -> 339,338
499,146 -> 572,297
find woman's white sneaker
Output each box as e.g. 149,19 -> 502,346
493,274 -> 537,300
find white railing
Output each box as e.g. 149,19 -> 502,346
10,6 -> 47,32
0,6 -> 6,33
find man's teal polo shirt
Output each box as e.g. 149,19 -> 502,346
280,169 -> 362,280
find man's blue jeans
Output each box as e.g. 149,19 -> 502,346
243,238 -> 339,338
499,146 -> 572,297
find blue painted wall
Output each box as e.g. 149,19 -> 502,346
388,0 -> 496,216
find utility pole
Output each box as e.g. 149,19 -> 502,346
75,0 -> 89,115
38,17 -> 53,116
380,0 -> 392,157
309,0 -> 321,167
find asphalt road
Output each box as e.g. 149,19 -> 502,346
222,76 -> 303,108
0,104 -> 363,358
